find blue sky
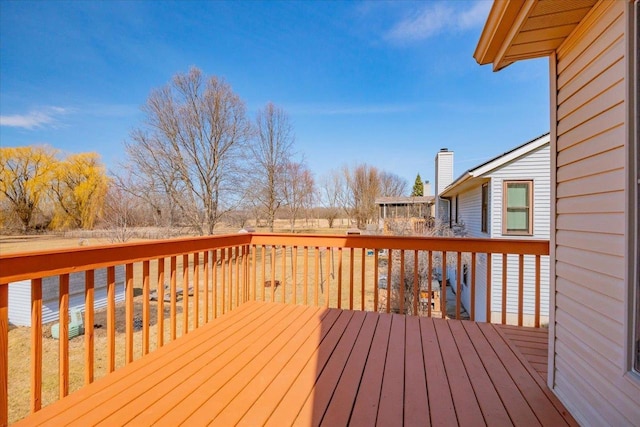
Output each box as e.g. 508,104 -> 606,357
0,0 -> 550,194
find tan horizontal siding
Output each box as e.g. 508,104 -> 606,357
556,229 -> 626,255
557,124 -> 624,166
556,168 -> 624,197
557,79 -> 624,135
556,191 -> 625,214
556,102 -> 625,149
556,212 -> 625,233
555,260 -> 625,300
557,145 -> 624,181
555,245 -> 624,278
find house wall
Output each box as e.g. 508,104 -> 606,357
8,267 -> 125,327
552,0 -> 640,424
489,144 -> 551,323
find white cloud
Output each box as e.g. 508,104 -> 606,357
385,1 -> 491,43
0,106 -> 69,129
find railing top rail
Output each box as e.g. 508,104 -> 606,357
0,232 -> 549,284
249,233 -> 549,255
0,233 -> 251,283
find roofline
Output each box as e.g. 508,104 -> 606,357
474,0 -> 538,71
440,133 -> 550,197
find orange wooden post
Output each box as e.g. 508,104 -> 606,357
157,258 -> 165,348
349,248 -> 354,310
142,261 -> 150,355
441,252 -> 447,319
193,253 -> 200,328
361,248 -> 366,311
374,249 -> 379,312
31,278 -> 42,412
486,254 -> 492,323
413,250 -> 418,316
235,247 -> 240,307
204,251 -> 209,323
107,267 -> 116,372
0,283 -> 7,425
502,254 -> 508,325
59,273 -> 69,398
228,247 -> 234,311
183,254 -> 189,335
386,249 -> 392,314
84,270 -> 95,385
125,264 -> 134,364
399,251 -> 405,314
456,252 -> 462,319
212,250 -> 218,319
170,257 -> 177,340
337,247 -> 343,309
470,253 -> 477,321
518,254 -> 524,326
535,255 -> 541,328
292,246 -> 298,304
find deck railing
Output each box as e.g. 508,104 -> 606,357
0,232 -> 549,424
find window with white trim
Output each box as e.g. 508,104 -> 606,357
503,180 -> 533,235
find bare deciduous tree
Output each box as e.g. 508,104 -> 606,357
250,102 -> 294,232
318,171 -> 345,228
123,67 -> 251,235
281,161 -> 314,232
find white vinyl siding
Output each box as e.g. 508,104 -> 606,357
552,0 -> 640,424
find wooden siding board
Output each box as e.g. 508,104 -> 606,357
521,7 -> 593,32
556,102 -> 624,147
556,168 -> 625,198
530,0 -> 597,18
555,260 -> 625,300
402,315 -> 430,426
556,191 -> 625,215
557,124 -> 624,165
556,212 -> 625,234
556,246 -> 624,278
556,229 -> 626,257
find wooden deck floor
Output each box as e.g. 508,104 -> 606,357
16,301 -> 575,426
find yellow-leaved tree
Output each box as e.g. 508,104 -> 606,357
50,153 -> 109,230
0,146 -> 57,232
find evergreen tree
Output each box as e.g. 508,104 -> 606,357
411,173 -> 424,197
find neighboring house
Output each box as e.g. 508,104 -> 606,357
375,194 -> 435,234
8,267 -> 125,326
476,1 -> 639,425
438,133 -> 551,326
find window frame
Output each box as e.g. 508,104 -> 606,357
481,183 -> 489,233
502,180 -> 534,236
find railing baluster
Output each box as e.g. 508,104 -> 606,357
125,264 -> 134,364
221,250 -> 226,315
229,247 -> 234,310
292,246 -> 297,305
470,253 -> 476,321
204,251 -> 209,323
235,247 -> 240,307
349,248 -> 354,310
456,252 -> 462,320
413,250 -> 418,316
399,251 -> 405,314
170,257 -> 177,340
142,261 -> 150,355
428,252 -> 433,318
0,283 -> 7,425
183,254 -> 189,335
281,245 -> 286,303
337,247 -> 343,309
243,246 -> 249,303
535,255 -> 541,328
194,252 -> 199,328
502,254 -> 507,325
374,249 -> 379,312
386,249 -> 392,314
303,247 -> 309,305
261,246 -> 266,302
270,246 -> 276,303
157,258 -> 165,348
107,267 -> 115,373
314,247 -> 319,306
486,254 -> 492,323
212,251 -> 218,319
59,274 -> 69,398
251,246 -> 257,302
325,247 -> 331,308
84,270 -> 95,385
31,278 -> 42,412
442,252 -> 447,319
361,248 -> 366,312
518,254 -> 524,327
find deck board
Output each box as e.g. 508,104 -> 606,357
16,301 -> 577,427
